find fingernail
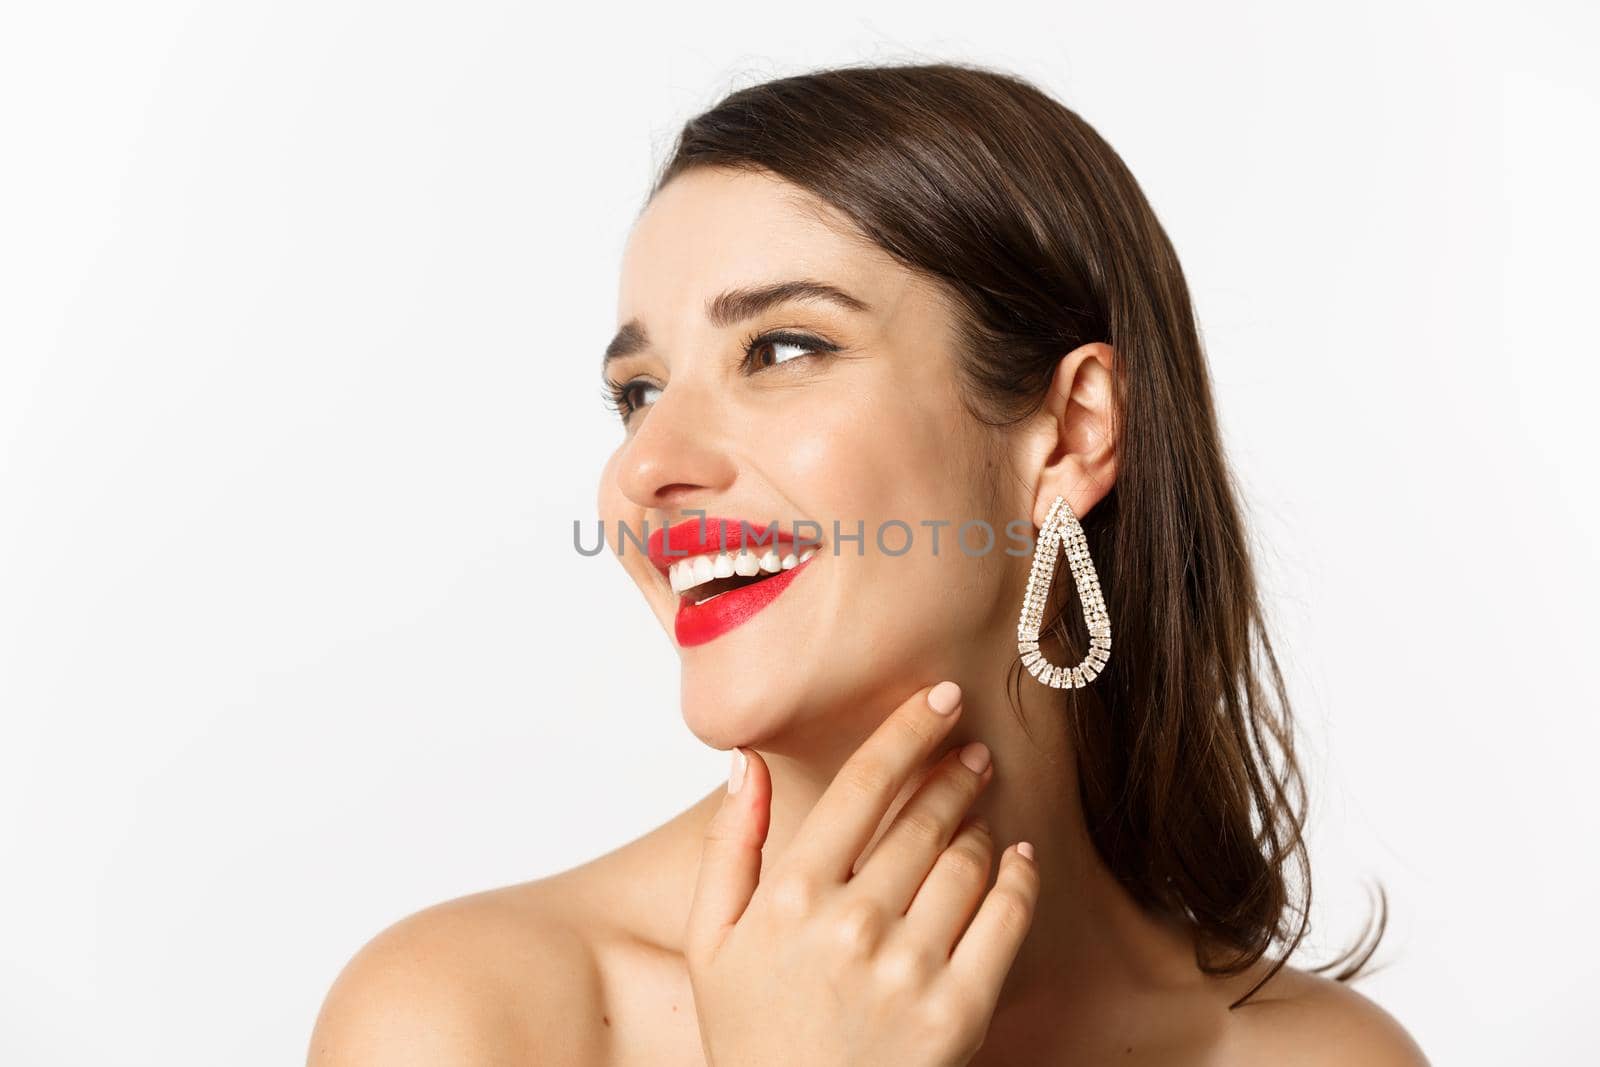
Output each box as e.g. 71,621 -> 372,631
958,740 -> 991,774
1017,841 -> 1035,860
927,681 -> 962,715
727,748 -> 747,794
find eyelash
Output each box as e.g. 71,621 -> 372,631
601,329 -> 840,422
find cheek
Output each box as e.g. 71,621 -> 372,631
595,449 -> 638,541
595,448 -> 662,598
776,388 -> 961,518
782,394 -> 1003,639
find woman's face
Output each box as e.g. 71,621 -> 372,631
598,167 -> 1026,753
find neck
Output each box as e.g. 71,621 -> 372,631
720,637 -> 1204,1016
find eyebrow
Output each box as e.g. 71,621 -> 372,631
603,279 -> 871,370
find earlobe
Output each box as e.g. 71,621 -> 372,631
1032,462 -> 1093,529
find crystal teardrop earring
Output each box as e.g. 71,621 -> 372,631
1017,494 -> 1111,688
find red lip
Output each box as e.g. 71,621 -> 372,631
645,517 -> 818,647
674,555 -> 814,646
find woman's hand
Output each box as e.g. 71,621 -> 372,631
684,682 -> 1040,1067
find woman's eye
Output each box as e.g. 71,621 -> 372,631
753,339 -> 811,368
606,332 -> 839,424
745,331 -> 838,371
605,379 -> 662,422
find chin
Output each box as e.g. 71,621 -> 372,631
676,638 -> 905,756
678,662 -> 798,750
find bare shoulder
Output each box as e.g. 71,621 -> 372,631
306,878 -> 610,1066
1219,963 -> 1429,1066
306,791 -> 719,1067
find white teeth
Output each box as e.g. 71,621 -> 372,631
667,547 -> 800,595
800,548 -> 815,562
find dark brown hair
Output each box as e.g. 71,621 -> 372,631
649,60 -> 1384,1007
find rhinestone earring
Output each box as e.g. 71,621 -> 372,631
1017,494 -> 1111,688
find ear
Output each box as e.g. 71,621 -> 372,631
1017,342 -> 1118,529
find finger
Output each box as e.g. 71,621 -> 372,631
846,742 -> 993,911
849,757 -> 943,877
947,843 -> 1040,995
787,681 -> 965,884
900,817 -> 995,956
683,747 -> 772,964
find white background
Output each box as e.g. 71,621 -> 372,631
2,2 -> 1596,1063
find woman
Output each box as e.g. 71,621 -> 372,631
309,62 -> 1428,1065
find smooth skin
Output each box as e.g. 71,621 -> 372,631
687,682 -> 1035,1066
306,167 -> 1429,1065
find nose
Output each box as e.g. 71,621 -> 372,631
613,379 -> 738,512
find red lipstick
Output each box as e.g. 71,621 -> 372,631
646,518 -> 818,647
